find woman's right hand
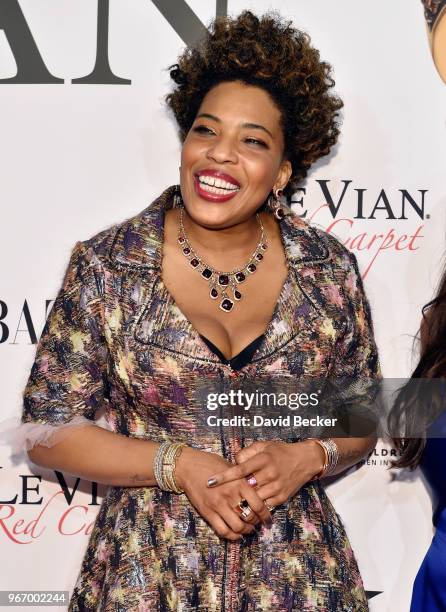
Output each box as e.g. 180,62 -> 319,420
174,446 -> 272,541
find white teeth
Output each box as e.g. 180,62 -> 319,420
198,175 -> 239,192
199,183 -> 238,195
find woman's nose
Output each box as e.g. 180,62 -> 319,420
206,136 -> 238,164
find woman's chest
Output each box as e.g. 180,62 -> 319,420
160,264 -> 289,361
101,264 -> 347,393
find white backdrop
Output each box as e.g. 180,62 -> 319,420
1,1 -> 446,610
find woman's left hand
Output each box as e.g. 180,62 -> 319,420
206,440 -> 325,508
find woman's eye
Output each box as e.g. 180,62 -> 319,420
245,137 -> 267,147
192,125 -> 214,135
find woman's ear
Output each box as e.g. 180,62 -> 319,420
275,159 -> 292,191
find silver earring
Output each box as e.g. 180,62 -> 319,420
268,188 -> 287,221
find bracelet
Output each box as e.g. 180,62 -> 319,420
153,442 -> 187,494
164,443 -> 186,494
308,438 -> 339,480
154,441 -> 170,490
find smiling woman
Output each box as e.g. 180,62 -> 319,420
9,9 -> 381,612
180,81 -> 291,220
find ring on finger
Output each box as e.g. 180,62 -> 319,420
246,473 -> 258,487
264,500 -> 275,513
235,499 -> 254,521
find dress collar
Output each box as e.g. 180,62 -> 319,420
108,184 -> 331,271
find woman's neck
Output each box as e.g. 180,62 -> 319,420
172,208 -> 274,269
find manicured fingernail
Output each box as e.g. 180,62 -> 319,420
207,478 -> 218,487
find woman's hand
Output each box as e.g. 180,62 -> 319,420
174,446 -> 273,541
205,440 -> 326,508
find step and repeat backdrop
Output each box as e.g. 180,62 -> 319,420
1,1 -> 445,610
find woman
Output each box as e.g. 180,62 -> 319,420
389,267 -> 446,610
12,11 -> 380,611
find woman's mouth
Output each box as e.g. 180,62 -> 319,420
193,172 -> 240,202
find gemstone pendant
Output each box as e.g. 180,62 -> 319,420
178,206 -> 268,315
220,298 -> 234,312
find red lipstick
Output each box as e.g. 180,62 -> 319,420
194,169 -> 241,203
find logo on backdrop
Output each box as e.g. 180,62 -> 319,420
0,467 -> 102,542
293,180 -> 426,278
359,445 -> 402,468
0,0 -> 227,84
0,300 -> 53,345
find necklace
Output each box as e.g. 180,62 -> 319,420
177,207 -> 268,312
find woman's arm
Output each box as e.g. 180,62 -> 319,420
302,435 -> 377,477
27,425 -> 164,487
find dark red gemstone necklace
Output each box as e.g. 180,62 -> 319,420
178,207 -> 268,312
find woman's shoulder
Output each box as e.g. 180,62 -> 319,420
314,224 -> 358,271
73,186 -> 174,272
286,210 -> 358,275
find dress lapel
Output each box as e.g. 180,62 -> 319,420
251,211 -> 330,363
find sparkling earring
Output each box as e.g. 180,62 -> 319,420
173,185 -> 184,209
267,188 -> 287,221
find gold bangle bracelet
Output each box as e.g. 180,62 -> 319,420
162,442 -> 187,494
307,438 -> 329,481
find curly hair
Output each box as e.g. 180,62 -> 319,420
165,10 -> 344,199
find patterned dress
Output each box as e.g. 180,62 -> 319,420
21,185 -> 380,611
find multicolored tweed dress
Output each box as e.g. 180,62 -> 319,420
21,185 -> 380,611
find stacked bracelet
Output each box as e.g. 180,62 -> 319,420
308,438 -> 339,480
154,441 -> 187,494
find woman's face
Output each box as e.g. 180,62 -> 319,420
180,80 -> 292,228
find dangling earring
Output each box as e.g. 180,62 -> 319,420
173,185 -> 184,209
267,188 -> 288,221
